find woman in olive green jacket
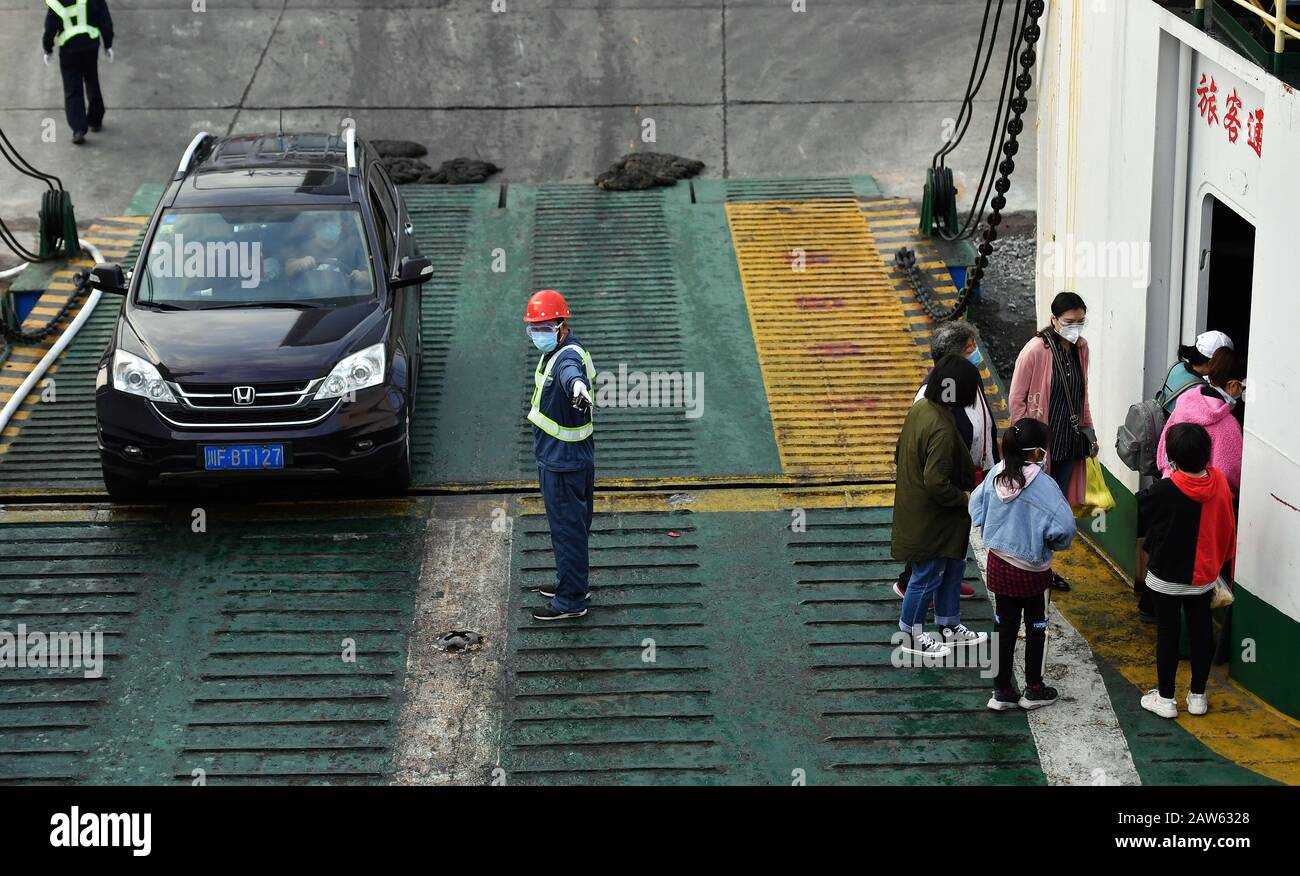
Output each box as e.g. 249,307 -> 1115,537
893,355 -> 987,658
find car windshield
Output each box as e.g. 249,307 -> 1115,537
135,206 -> 375,309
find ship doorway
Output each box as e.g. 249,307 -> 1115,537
1198,196 -> 1255,371
1189,193 -> 1255,391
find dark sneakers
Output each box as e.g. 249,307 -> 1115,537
987,687 -> 1021,711
531,605 -> 588,621
1019,683 -> 1059,710
71,131 -> 86,145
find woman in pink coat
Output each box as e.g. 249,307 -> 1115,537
1009,292 -> 1098,591
1008,292 -> 1098,505
1157,348 -> 1245,496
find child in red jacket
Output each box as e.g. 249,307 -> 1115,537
1136,423 -> 1236,718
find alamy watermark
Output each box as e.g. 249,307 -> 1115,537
149,235 -> 263,289
0,624 -> 104,679
1038,234 -> 1150,289
592,364 -> 704,419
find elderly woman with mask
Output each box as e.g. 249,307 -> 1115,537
893,320 -> 998,601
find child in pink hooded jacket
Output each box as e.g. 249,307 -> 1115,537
1157,382 -> 1243,495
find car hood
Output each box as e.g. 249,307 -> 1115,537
123,303 -> 386,384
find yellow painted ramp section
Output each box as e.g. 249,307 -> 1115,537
725,199 -> 928,478
861,196 -> 1011,433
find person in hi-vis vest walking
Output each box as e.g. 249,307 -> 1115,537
42,0 -> 115,144
523,289 -> 596,621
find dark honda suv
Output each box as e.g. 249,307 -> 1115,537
89,130 -> 431,499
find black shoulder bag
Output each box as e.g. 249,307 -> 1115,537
1044,332 -> 1092,459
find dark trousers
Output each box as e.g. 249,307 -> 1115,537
993,592 -> 1048,690
538,464 -> 594,612
1151,589 -> 1214,699
1049,456 -> 1075,499
59,48 -> 104,135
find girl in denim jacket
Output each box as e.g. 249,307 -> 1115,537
969,419 -> 1077,711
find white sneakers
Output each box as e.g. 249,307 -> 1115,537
900,631 -> 952,658
1141,690 -> 1178,718
1141,689 -> 1210,718
942,623 -> 988,648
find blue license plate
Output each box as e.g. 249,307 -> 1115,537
202,444 -> 286,471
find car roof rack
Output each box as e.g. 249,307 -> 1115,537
343,126 -> 358,177
174,132 -> 214,181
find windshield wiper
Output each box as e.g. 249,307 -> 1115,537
134,300 -> 190,311
196,301 -> 323,310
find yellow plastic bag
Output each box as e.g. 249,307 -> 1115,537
1075,457 -> 1116,517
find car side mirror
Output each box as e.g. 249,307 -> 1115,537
87,263 -> 128,295
391,256 -> 433,289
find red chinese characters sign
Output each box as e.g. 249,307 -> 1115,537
1197,72 -> 1263,157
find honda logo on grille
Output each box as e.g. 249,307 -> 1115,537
232,386 -> 256,406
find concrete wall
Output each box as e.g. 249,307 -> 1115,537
1036,0 -> 1300,713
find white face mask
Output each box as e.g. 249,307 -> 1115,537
1055,321 -> 1084,344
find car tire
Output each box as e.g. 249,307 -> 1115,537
378,410 -> 412,495
101,463 -> 150,502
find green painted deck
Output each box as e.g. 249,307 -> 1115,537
0,176 -> 1292,787
499,505 -> 1043,786
0,501 -> 425,785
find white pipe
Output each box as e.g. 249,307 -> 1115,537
0,239 -> 105,434
1,261 -> 29,280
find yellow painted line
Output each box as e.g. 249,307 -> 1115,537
725,198 -> 927,477
1054,537 -> 1300,785
519,483 -> 896,516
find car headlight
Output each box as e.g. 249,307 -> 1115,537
315,342 -> 386,400
112,350 -> 176,403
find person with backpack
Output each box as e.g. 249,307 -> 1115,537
1136,423 -> 1236,719
1009,291 -> 1097,591
1157,331 -> 1234,414
1156,347 -> 1245,496
970,419 -> 1076,711
1116,332 -> 1237,621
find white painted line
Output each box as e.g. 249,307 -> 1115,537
971,529 -> 1142,786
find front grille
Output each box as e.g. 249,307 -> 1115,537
170,379 -> 318,410
151,397 -> 341,429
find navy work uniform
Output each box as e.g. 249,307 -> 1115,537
528,334 -> 597,614
43,0 -> 114,140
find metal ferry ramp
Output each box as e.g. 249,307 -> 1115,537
0,176 -> 945,495
2,175 -> 1279,787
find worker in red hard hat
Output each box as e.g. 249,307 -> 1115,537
523,289 -> 597,621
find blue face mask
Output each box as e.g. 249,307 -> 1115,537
529,328 -> 558,353
315,221 -> 341,243
966,349 -> 983,366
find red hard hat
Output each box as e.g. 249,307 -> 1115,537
523,289 -> 571,323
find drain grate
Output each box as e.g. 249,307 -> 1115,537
402,186 -> 481,484
503,508 -> 724,784
522,187 -> 700,479
500,504 -> 1044,785
724,177 -> 858,201
0,502 -> 424,785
